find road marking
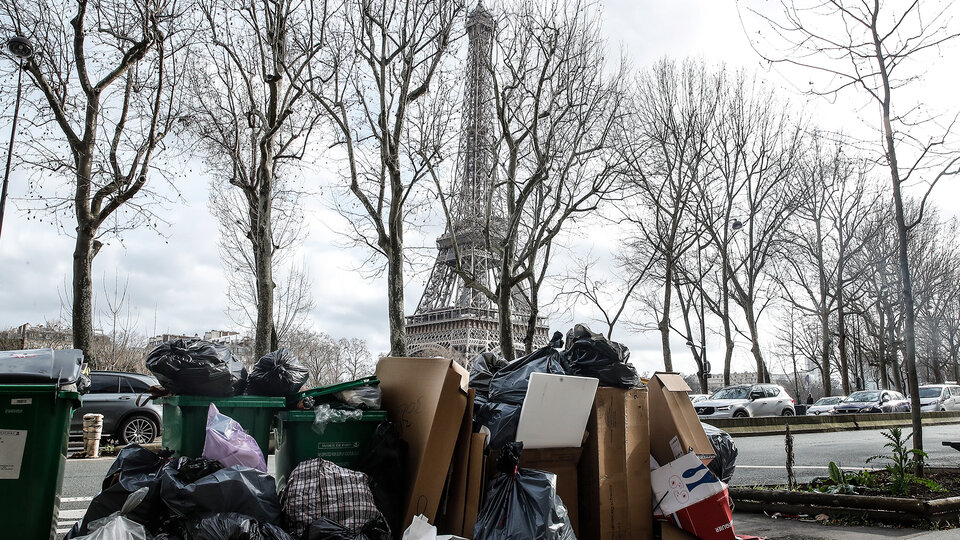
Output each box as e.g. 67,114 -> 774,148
737,465 -> 876,470
61,496 -> 93,503
58,509 -> 86,519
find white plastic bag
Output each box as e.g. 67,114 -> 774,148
75,487 -> 151,540
402,514 -> 468,540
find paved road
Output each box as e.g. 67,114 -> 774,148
57,425 -> 960,535
730,423 -> 960,486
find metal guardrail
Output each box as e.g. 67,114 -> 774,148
703,410 -> 960,436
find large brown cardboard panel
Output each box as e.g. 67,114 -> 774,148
437,389 -> 475,535
463,432 -> 487,538
648,372 -> 715,467
625,388 -> 652,539
376,357 -> 469,528
578,387 -> 629,540
487,446 -> 582,538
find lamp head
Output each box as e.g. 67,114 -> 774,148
7,36 -> 34,60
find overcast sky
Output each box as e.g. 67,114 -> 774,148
2,1 -> 959,378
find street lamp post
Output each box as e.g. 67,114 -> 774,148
0,35 -> 34,240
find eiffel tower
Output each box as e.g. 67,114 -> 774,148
405,2 -> 548,363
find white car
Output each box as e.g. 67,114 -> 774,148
806,396 -> 844,415
914,384 -> 960,412
694,384 -> 796,418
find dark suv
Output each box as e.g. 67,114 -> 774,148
70,371 -> 163,445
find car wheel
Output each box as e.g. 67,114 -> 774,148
733,410 -> 749,418
782,408 -> 794,416
118,415 -> 158,445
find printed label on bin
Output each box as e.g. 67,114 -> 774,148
0,429 -> 28,480
316,441 -> 361,457
10,399 -> 31,406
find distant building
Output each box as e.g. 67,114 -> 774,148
0,323 -> 107,351
706,372 -> 758,391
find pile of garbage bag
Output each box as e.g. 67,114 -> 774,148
470,324 -> 638,449
702,421 -> 738,483
145,340 -> 310,398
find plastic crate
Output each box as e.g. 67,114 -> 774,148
158,395 -> 286,458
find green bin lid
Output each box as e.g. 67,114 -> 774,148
158,395 -> 287,407
296,376 -> 379,400
277,409 -> 387,422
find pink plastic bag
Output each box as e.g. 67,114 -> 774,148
202,403 -> 267,472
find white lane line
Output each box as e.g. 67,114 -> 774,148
58,509 -> 86,519
61,496 -> 93,502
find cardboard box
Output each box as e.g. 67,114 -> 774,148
578,387 -> 650,540
648,372 -> 715,467
377,357 -> 469,528
624,387 -> 652,539
487,446 -> 583,537
463,432 -> 487,536
437,389 -> 475,535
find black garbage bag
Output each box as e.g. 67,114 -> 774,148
302,516 -> 391,540
246,348 -> 309,397
702,422 -> 738,483
469,352 -> 508,398
171,456 -> 225,484
487,343 -> 568,405
159,464 -> 282,524
183,512 -> 294,540
565,324 -> 639,388
146,339 -> 246,396
73,444 -> 168,535
474,398 -> 522,449
353,422 -> 407,537
474,442 -> 576,540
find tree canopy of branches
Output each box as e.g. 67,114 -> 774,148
437,0 -> 626,361
0,0 -> 189,361
187,0 -> 330,359
746,0 -> 960,470
311,0 -> 463,357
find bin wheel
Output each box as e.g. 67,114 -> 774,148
118,415 -> 158,445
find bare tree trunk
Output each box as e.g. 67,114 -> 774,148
743,303 -> 768,383
497,278 -> 516,362
72,228 -> 96,359
721,254 -> 734,385
386,234 -> 407,357
253,181 -> 275,361
837,296 -> 851,395
660,262 -> 674,371
820,309 -> 832,396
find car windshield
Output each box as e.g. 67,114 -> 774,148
919,387 -> 943,398
815,397 -> 841,406
711,387 -> 750,400
845,391 -> 880,402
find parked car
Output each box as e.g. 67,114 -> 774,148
689,394 -> 710,404
832,389 -> 910,414
694,384 -> 796,418
912,384 -> 960,412
806,396 -> 845,415
70,371 -> 163,445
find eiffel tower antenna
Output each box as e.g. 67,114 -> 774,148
405,2 -> 548,363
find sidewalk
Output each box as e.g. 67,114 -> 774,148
734,511 -> 957,539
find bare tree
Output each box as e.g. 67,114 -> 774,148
436,0 -> 626,361
91,271 -> 147,372
310,0 -> 463,357
619,58 -> 719,372
745,0 -> 960,470
284,329 -> 373,386
699,69 -> 806,383
555,253 -> 649,339
186,0 -> 331,359
0,0 -> 189,361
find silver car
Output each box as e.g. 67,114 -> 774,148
914,384 -> 960,412
694,384 -> 796,418
806,396 -> 845,415
70,371 -> 163,445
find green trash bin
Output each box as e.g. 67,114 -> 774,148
158,395 -> 286,458
0,349 -> 83,540
274,409 -> 387,490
